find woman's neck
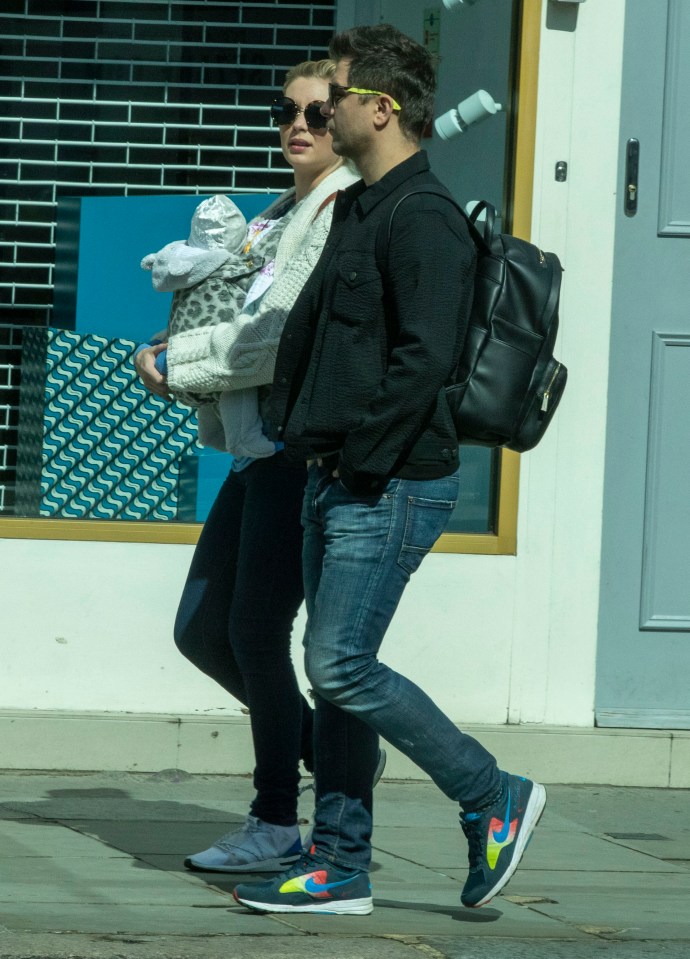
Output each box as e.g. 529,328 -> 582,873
293,158 -> 343,202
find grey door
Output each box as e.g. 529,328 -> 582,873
596,0 -> 690,728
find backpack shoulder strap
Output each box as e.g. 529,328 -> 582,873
374,186 -> 492,272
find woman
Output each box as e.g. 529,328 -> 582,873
135,60 -> 360,873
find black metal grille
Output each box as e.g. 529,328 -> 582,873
0,0 -> 335,512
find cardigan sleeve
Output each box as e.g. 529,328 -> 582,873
165,206 -> 333,394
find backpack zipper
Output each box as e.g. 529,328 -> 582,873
540,362 -> 562,413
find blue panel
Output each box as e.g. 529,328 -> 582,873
194,449 -> 234,523
48,194 -> 280,525
39,329 -> 200,520
54,193 -> 277,341
176,448 -> 234,524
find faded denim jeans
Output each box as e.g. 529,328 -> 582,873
301,464 -> 500,871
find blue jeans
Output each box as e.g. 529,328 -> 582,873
174,452 -> 311,826
302,465 -> 500,870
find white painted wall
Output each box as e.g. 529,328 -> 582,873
0,1 -> 627,743
511,0 -> 627,724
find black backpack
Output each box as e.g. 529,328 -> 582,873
378,189 -> 567,453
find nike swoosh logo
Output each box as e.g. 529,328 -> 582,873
303,874 -> 359,895
491,791 -> 511,844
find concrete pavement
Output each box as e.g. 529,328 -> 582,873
0,769 -> 688,958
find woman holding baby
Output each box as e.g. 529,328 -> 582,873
134,60 -> 364,873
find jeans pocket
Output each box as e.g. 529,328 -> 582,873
313,472 -> 336,504
398,495 -> 456,575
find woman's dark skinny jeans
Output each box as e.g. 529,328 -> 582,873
174,452 -> 310,826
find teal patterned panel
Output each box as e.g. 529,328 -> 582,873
39,329 -> 200,520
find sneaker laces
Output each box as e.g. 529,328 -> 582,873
460,776 -> 507,873
214,817 -> 259,853
460,812 -> 484,872
277,849 -> 324,879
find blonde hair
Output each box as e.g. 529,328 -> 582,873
283,59 -> 336,91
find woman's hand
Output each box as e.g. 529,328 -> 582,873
134,342 -> 171,400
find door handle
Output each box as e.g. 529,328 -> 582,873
624,138 -> 639,217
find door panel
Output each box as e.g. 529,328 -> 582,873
658,2 -> 690,236
640,333 -> 690,631
596,0 -> 690,728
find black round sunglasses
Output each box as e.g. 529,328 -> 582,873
270,96 -> 328,130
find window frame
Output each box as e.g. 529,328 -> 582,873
0,0 -> 540,554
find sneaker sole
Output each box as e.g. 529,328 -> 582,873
465,782 -> 547,908
184,852 -> 300,874
233,890 -> 373,915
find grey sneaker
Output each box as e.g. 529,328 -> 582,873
184,815 -> 302,873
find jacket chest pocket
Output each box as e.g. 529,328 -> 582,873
330,260 -> 383,330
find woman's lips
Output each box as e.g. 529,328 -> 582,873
288,139 -> 310,153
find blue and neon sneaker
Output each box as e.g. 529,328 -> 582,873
233,852 -> 373,915
460,771 -> 546,907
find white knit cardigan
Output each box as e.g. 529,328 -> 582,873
166,163 -> 359,395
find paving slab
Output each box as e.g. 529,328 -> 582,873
373,822 -> 682,873
255,848 -> 586,940
59,819 -> 245,855
420,938 -> 690,959
0,901 -> 280,937
0,931 -> 417,959
0,820 -> 129,859
503,869 -> 690,940
1,797 -> 245,824
543,784 -> 689,839
0,771 -> 689,955
0,856 -> 227,907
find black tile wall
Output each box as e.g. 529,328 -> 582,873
0,0 -> 335,511
0,0 -> 335,328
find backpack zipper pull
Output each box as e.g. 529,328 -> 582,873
540,362 -> 562,412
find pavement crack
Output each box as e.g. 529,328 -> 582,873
382,935 -> 451,959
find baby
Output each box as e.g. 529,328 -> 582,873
141,194 -> 275,459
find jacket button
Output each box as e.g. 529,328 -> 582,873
349,271 -> 357,281
442,448 -> 452,458
280,377 -> 287,384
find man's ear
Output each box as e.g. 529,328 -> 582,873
372,97 -> 397,129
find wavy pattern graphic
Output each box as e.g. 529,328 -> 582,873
40,330 -> 200,519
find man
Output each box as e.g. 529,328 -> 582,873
233,23 -> 546,916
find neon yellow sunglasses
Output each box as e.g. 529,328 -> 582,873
328,83 -> 402,112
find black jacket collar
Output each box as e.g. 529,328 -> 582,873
338,150 -> 431,217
